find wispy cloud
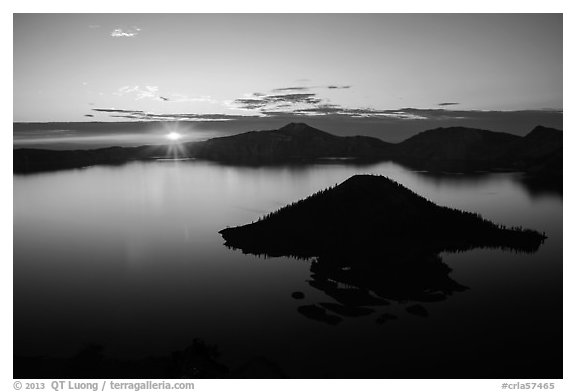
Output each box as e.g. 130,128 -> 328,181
230,85 -> 446,120
169,93 -> 217,104
114,86 -> 140,96
230,85 -> 451,121
271,86 -> 311,92
233,98 -> 267,110
95,83 -> 562,128
270,85 -> 351,93
288,106 -> 428,120
234,92 -> 321,111
110,27 -> 141,38
93,108 -> 145,114
91,107 -> 563,135
135,85 -> 159,100
232,84 -> 351,113
268,93 -> 321,104
92,108 -> 262,122
113,85 -> 216,104
231,85 -> 361,117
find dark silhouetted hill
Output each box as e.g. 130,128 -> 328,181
512,126 -> 562,184
394,126 -> 521,171
220,174 -> 546,260
13,144 -> 169,173
393,125 -> 561,178
186,122 -> 393,162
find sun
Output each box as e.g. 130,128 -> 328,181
166,132 -> 182,141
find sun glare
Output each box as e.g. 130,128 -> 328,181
166,132 -> 182,141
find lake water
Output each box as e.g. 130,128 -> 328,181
13,160 -> 562,378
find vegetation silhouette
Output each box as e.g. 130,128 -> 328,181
14,339 -> 286,379
220,175 -> 546,322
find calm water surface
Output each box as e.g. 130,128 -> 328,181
14,160 -> 562,377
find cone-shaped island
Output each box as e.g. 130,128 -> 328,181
220,174 -> 546,260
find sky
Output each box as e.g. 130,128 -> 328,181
13,14 -> 562,136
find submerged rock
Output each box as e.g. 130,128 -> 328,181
297,305 -> 342,325
375,313 -> 399,324
405,304 -> 429,318
319,302 -> 375,317
291,291 -> 305,299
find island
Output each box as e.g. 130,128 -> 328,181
219,175 -> 547,323
220,174 -> 546,258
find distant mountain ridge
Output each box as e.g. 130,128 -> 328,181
186,122 -> 392,162
398,125 -> 561,173
393,126 -> 520,171
13,122 -> 562,185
